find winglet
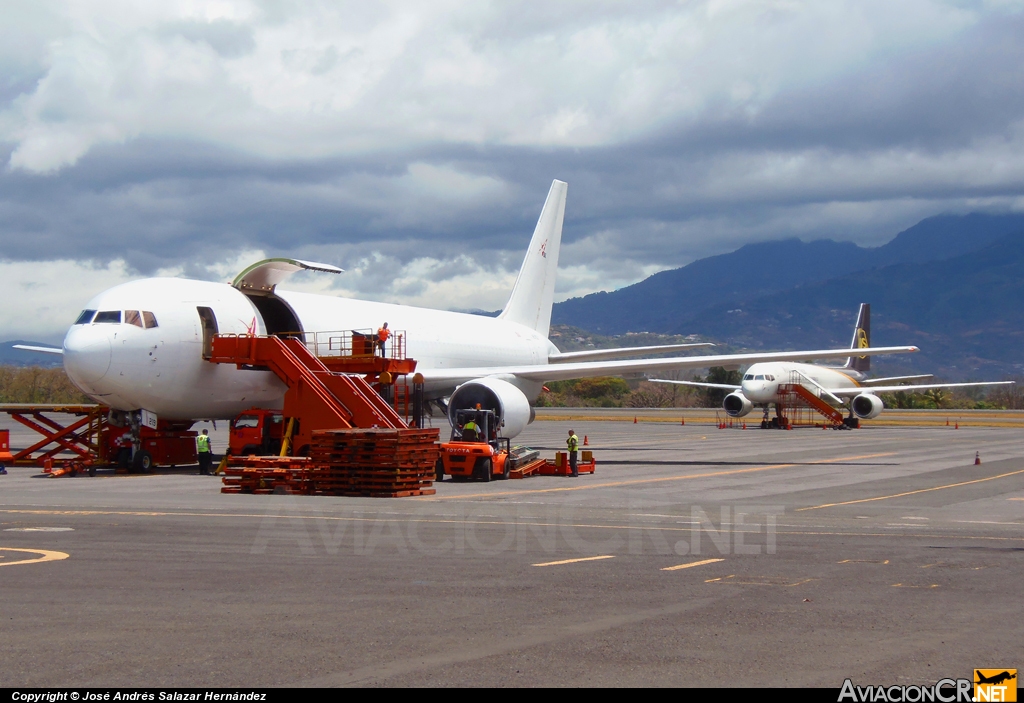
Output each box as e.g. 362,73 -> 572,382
498,180 -> 567,337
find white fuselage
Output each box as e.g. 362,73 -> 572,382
739,361 -> 864,405
62,278 -> 555,420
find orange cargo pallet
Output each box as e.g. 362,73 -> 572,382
539,456 -> 596,477
509,458 -> 548,479
336,488 -> 436,498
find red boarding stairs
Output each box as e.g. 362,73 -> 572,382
209,334 -> 406,453
776,371 -> 845,427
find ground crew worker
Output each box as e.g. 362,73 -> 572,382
462,419 -> 478,441
377,322 -> 391,357
567,429 -> 579,477
196,429 -> 213,475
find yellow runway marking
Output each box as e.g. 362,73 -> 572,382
796,468 -> 1024,511
7,511 -> 1024,543
433,452 -> 896,501
705,574 -> 815,587
532,555 -> 616,567
661,558 -> 724,571
892,583 -> 939,589
0,547 -> 69,567
838,559 -> 889,564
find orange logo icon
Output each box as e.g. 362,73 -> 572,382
975,669 -> 1017,702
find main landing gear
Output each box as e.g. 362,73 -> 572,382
759,405 -> 789,430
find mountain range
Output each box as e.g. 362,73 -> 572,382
552,213 -> 1024,379
5,212 -> 1024,380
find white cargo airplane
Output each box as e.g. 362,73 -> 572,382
652,304 -> 1011,427
21,181 -> 918,441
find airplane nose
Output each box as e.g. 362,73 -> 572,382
63,326 -> 112,385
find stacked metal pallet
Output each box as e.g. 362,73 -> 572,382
309,427 -> 440,497
221,456 -> 315,494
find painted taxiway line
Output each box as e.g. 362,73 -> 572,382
661,558 -> 724,571
532,555 -> 616,567
432,452 -> 896,501
796,467 -> 1024,511
0,547 -> 70,567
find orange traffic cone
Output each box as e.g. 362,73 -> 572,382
742,423 -> 746,430
583,435 -> 589,446
975,452 -> 981,465
680,416 -> 685,426
946,418 -> 949,426
955,422 -> 959,430
634,416 -> 637,424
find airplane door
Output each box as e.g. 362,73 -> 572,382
197,306 -> 219,359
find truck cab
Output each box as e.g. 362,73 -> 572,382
229,408 -> 285,457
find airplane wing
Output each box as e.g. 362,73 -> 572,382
418,345 -> 918,386
549,343 -> 714,363
826,381 -> 1014,396
648,379 -> 741,391
12,344 -> 64,355
860,374 -> 933,386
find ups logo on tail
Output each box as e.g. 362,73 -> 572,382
855,327 -> 869,359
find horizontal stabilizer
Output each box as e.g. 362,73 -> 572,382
13,344 -> 63,355
550,343 -> 714,363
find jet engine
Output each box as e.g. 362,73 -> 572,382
723,392 -> 753,418
851,393 -> 884,419
448,377 -> 534,439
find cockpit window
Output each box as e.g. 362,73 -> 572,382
143,311 -> 158,329
754,375 -> 764,380
766,375 -> 775,381
125,310 -> 143,328
74,310 -> 96,325
93,310 -> 122,324
743,374 -> 753,380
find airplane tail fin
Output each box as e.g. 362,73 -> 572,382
845,303 -> 870,373
498,179 -> 567,337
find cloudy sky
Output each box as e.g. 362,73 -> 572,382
3,0 -> 1024,342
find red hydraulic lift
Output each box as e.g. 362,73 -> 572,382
0,404 -> 106,466
0,404 -> 198,471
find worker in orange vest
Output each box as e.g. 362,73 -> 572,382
377,322 -> 391,357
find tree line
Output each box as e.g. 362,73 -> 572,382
534,368 -> 1024,410
4,362 -> 1019,411
0,366 -> 92,404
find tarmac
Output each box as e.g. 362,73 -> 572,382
2,415 -> 1022,687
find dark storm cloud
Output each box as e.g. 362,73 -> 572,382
2,7 -> 1024,293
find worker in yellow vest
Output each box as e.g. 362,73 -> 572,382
196,429 -> 213,475
566,429 -> 579,477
